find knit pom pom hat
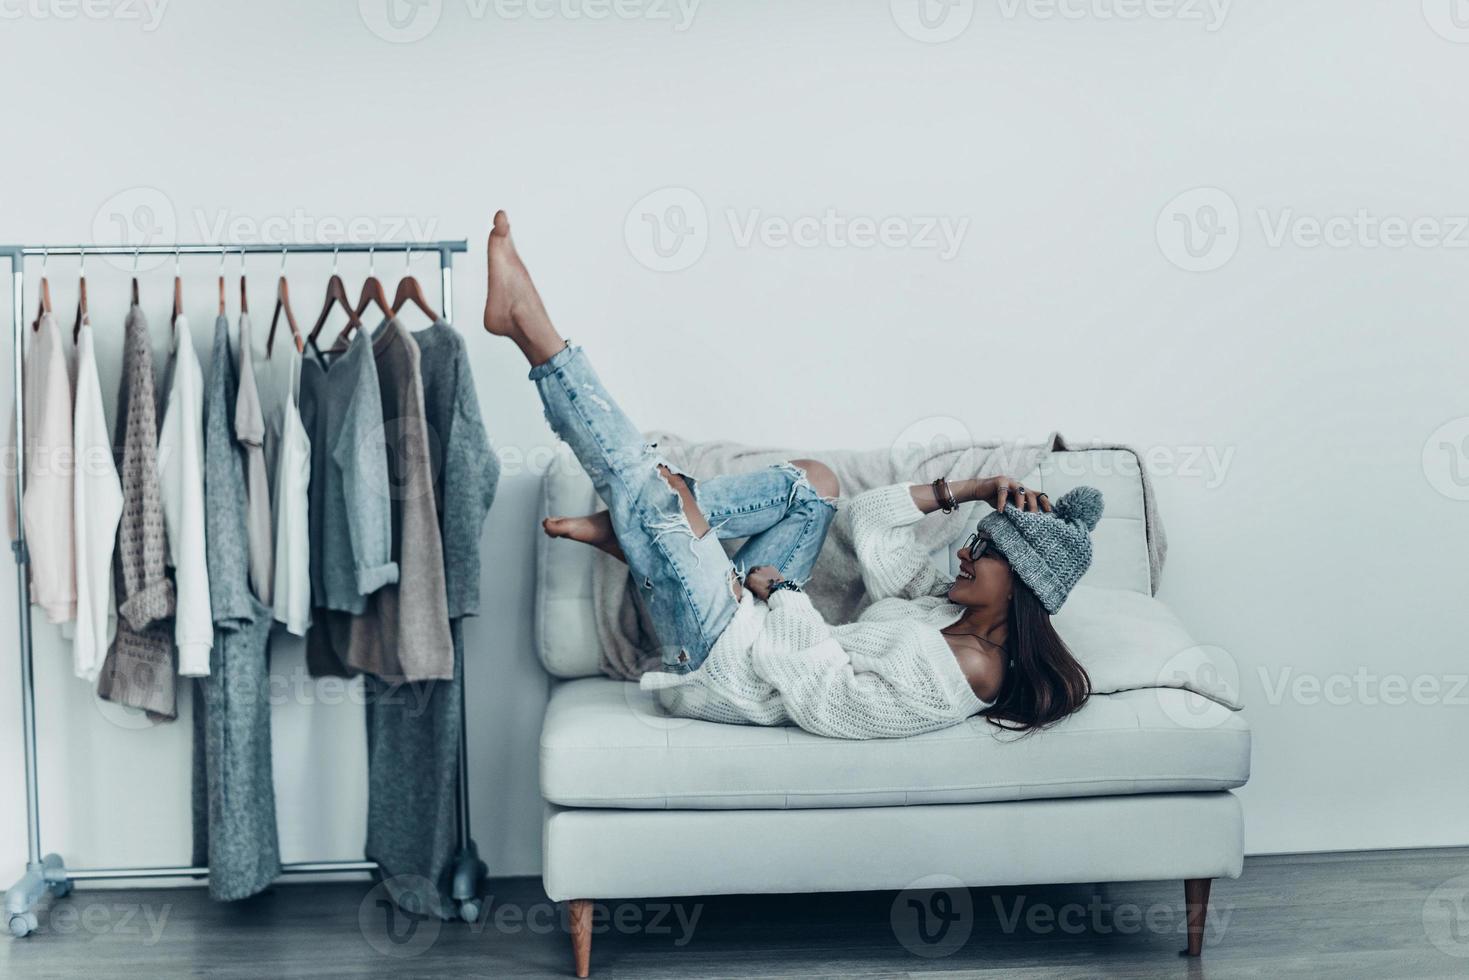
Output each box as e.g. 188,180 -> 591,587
977,486 -> 1104,614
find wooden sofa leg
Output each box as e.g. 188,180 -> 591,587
568,899 -> 593,977
1184,878 -> 1212,956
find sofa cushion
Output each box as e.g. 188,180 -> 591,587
540,677 -> 1250,810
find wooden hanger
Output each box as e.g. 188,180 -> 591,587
239,247 -> 249,315
266,248 -> 305,357
32,248 -> 52,331
171,248 -> 183,335
73,249 -> 89,344
217,249 -> 227,317
342,244 -> 392,346
308,246 -> 361,355
391,245 -> 440,323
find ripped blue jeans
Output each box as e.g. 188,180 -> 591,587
531,344 -> 836,673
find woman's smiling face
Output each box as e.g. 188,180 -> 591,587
948,533 -> 1014,608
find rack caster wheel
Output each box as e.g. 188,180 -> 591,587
458,899 -> 482,924
8,911 -> 38,938
48,880 -> 72,900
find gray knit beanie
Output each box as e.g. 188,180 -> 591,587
977,486 -> 1104,614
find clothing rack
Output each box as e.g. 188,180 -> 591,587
0,239 -> 489,938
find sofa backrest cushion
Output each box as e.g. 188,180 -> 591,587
536,447 -> 1153,679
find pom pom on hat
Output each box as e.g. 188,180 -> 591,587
1053,486 -> 1104,532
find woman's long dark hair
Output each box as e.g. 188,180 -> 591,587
985,579 -> 1090,733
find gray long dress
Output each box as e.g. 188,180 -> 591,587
365,320 -> 498,918
190,314 -> 281,901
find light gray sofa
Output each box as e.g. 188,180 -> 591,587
535,447 -> 1251,976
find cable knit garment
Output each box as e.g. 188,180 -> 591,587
641,483 -> 988,739
97,305 -> 178,720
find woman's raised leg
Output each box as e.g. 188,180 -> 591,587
484,211 -> 740,670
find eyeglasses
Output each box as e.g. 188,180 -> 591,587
962,532 -> 1000,562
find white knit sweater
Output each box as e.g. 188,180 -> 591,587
640,483 -> 988,739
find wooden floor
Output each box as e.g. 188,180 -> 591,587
5,848 -> 1469,979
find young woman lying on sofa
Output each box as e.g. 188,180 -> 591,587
483,211 -> 1103,738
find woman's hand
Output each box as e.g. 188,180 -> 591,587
913,475 -> 1053,515
970,476 -> 1053,514
744,565 -> 785,601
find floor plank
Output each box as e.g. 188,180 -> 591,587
4,848 -> 1468,979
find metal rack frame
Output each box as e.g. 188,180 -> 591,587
0,239 -> 489,937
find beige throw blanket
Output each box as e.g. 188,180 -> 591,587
594,432 -> 1168,681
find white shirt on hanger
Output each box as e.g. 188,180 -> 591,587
9,311 -> 78,626
271,347 -> 312,635
157,315 -> 213,676
71,319 -> 123,682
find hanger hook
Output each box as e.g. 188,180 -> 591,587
332,244 -> 340,276
174,246 -> 181,278
405,244 -> 412,269
78,246 -> 85,277
219,247 -> 226,276
368,243 -> 376,277
240,245 -> 247,276
280,245 -> 288,276
132,247 -> 140,276
40,247 -> 48,276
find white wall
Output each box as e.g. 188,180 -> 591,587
2,1 -> 1467,889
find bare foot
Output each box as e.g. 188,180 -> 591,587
543,513 -> 625,562
483,211 -> 564,367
